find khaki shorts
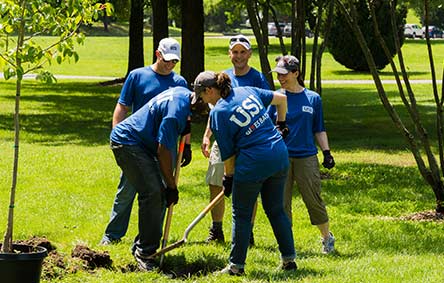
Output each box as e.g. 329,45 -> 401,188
284,155 -> 329,225
205,142 -> 224,187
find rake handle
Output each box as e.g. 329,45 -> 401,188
159,135 -> 186,267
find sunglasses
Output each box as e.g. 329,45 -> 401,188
230,37 -> 250,45
162,58 -> 179,64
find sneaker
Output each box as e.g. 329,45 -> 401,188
249,231 -> 255,247
218,264 -> 245,276
206,226 -> 225,243
99,237 -> 121,246
134,250 -> 158,271
322,232 -> 335,254
281,261 -> 298,271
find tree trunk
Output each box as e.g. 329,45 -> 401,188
152,0 -> 169,64
245,0 -> 274,90
180,0 -> 204,87
126,0 -> 145,76
337,0 -> 444,213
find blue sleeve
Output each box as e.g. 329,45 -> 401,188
254,87 -> 274,108
259,73 -> 271,90
312,95 -> 326,133
118,72 -> 136,106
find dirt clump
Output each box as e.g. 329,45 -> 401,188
71,244 -> 113,269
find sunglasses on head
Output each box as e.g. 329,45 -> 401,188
230,37 -> 249,44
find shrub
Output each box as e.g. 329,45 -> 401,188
327,0 -> 407,71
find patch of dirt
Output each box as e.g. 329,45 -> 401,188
71,244 -> 113,269
13,237 -> 113,281
400,210 -> 444,222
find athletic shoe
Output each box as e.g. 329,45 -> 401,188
249,231 -> 255,247
281,260 -> 298,271
322,232 -> 335,254
99,237 -> 121,246
218,264 -> 245,276
134,250 -> 157,271
206,226 -> 225,243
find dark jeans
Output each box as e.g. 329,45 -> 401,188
112,143 -> 165,256
230,168 -> 295,268
102,173 -> 136,242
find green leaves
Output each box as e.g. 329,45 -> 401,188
0,0 -> 102,81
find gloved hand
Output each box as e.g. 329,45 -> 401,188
165,186 -> 179,207
181,120 -> 191,136
322,150 -> 335,169
277,121 -> 290,139
222,175 -> 234,198
181,144 -> 192,167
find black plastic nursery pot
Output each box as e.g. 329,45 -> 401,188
0,244 -> 47,283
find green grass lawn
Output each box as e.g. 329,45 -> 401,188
0,35 -> 443,282
35,35 -> 444,82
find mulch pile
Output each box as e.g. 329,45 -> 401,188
400,210 -> 444,222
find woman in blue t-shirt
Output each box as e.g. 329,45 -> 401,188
269,55 -> 336,254
192,71 -> 297,275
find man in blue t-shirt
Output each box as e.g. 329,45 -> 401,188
201,35 -> 270,244
101,38 -> 189,246
110,86 -> 193,271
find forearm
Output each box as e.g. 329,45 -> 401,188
112,103 -> 129,128
157,144 -> 176,188
271,92 -> 288,122
315,131 -> 330,151
224,155 -> 236,176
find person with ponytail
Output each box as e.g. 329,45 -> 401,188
192,71 -> 297,275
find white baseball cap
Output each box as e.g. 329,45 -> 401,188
229,34 -> 251,50
158,38 -> 181,61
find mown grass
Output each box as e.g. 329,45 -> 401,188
0,36 -> 443,282
34,35 -> 444,81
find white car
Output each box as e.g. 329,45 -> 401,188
404,24 -> 424,39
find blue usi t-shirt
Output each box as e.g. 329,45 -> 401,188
111,86 -> 192,157
210,87 -> 289,182
268,88 -> 325,158
118,66 -> 188,112
224,67 -> 270,89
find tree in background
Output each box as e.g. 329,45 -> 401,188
0,0 -> 105,253
408,0 -> 444,29
151,0 -> 169,64
336,0 -> 444,214
126,0 -> 145,73
181,0 -> 204,87
328,0 -> 407,71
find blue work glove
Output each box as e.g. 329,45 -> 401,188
223,175 -> 234,198
322,150 -> 335,169
181,144 -> 192,167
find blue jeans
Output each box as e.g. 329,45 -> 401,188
112,143 -> 166,256
102,173 -> 136,241
229,168 -> 295,268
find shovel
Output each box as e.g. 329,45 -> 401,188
150,189 -> 225,259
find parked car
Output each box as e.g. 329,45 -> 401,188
404,24 -> 424,39
421,26 -> 444,38
282,23 -> 314,38
268,22 -> 286,36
